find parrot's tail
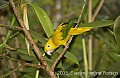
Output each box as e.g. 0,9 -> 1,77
68,28 -> 91,35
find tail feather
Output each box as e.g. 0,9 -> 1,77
68,28 -> 91,35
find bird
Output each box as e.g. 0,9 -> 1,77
44,19 -> 91,55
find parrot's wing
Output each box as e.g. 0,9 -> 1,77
61,19 -> 76,39
68,28 -> 91,35
51,19 -> 77,45
52,29 -> 63,46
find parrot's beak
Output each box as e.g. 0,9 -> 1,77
46,50 -> 54,55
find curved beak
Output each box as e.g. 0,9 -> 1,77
46,50 -> 54,55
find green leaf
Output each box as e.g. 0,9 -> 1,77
19,54 -> 36,61
22,67 -> 36,73
56,60 -> 63,68
80,20 -> 114,28
57,47 -> 79,65
44,51 -> 60,66
96,34 -> 118,52
114,16 -> 120,48
17,48 -> 37,61
107,52 -> 120,63
97,62 -> 120,78
65,51 -> 79,65
22,73 -> 35,78
17,48 -> 36,57
30,3 -> 54,38
29,30 -> 47,45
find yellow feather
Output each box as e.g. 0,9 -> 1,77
68,28 -> 91,35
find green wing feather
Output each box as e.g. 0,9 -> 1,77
61,19 -> 76,39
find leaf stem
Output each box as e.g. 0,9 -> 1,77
82,38 -> 88,78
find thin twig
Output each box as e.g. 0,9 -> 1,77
1,55 -> 44,78
3,54 -> 45,69
51,0 -> 86,71
88,0 -> 92,22
87,0 -> 105,71
0,24 -> 22,30
82,38 -> 88,78
76,0 -> 86,27
103,5 -> 111,16
88,0 -> 92,71
21,62 -> 45,69
9,32 -> 20,39
0,64 -> 23,78
8,0 -> 56,78
6,44 -> 17,51
92,0 -> 105,21
8,60 -> 17,78
0,63 -> 41,78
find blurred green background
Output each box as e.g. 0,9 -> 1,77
0,0 -> 120,78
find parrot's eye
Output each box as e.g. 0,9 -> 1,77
47,45 -> 50,48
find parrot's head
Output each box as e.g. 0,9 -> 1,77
44,38 -> 58,55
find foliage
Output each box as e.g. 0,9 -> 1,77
0,0 -> 120,78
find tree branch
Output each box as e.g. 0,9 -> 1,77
2,54 -> 45,69
8,0 -> 56,78
92,0 -> 105,21
0,24 -> 22,30
1,54 -> 45,78
0,64 -> 23,78
88,0 -> 93,71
